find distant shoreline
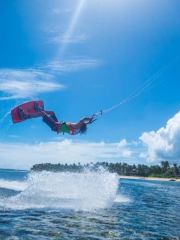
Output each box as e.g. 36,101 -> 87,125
1,168 -> 179,181
119,176 -> 180,182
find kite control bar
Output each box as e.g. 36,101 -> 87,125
92,110 -> 108,118
89,109 -> 108,124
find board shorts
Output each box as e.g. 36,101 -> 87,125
43,114 -> 59,132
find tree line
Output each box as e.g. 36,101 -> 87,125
31,161 -> 180,178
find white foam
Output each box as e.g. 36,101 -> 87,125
0,169 -> 119,211
0,179 -> 28,191
114,194 -> 131,203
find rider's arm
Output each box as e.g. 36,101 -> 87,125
70,116 -> 93,129
80,117 -> 93,124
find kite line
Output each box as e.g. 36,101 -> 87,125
92,57 -> 179,121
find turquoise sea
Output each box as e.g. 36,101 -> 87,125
0,169 -> 179,239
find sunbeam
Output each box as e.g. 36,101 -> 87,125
58,0 -> 86,58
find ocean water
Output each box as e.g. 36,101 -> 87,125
0,169 -> 179,239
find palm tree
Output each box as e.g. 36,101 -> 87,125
161,161 -> 170,174
173,163 -> 178,177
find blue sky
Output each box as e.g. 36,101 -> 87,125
0,0 -> 180,169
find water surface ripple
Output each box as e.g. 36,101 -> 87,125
0,169 -> 179,239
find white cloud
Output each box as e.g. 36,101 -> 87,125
139,153 -> 147,159
52,8 -> 72,14
0,57 -> 101,100
49,34 -> 87,44
43,23 -> 87,44
118,139 -> 127,148
132,141 -> 138,146
9,135 -> 20,138
0,139 -> 135,170
43,25 -> 63,33
40,58 -> 102,72
118,139 -> 138,148
122,149 -> 132,158
0,69 -> 64,100
139,111 -> 180,163
0,56 -> 102,100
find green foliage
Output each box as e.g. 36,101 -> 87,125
148,174 -> 161,178
31,161 -> 180,178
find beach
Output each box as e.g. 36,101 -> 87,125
119,175 -> 180,181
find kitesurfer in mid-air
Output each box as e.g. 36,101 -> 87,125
18,102 -> 93,135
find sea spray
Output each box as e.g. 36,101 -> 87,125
0,179 -> 28,191
0,167 -> 119,211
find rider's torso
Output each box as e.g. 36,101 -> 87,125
57,122 -> 80,135
67,123 -> 80,135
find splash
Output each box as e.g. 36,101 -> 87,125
0,179 -> 28,191
0,168 -> 119,211
114,195 -> 131,203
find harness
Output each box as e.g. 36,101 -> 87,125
57,121 -> 80,135
57,121 -> 70,134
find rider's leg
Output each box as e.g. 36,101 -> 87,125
34,102 -> 58,121
43,111 -> 54,115
29,111 -> 46,119
27,110 -> 58,123
30,111 -> 59,131
30,110 -> 58,121
43,111 -> 59,122
18,107 -> 59,132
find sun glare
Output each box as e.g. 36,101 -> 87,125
58,0 -> 86,57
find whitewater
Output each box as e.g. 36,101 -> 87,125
0,169 -> 122,211
0,168 -> 179,239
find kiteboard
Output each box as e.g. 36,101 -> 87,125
11,100 -> 44,124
